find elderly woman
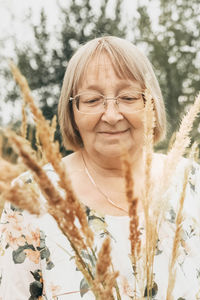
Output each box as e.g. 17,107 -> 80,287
59,36 -> 166,218
1,36 -> 200,300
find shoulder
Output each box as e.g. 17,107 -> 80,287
62,151 -> 81,172
153,152 -> 200,181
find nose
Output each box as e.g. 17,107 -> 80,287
101,99 -> 123,125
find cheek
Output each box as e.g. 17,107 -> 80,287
126,112 -> 144,130
74,111 -> 100,134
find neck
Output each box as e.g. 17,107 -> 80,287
80,147 -> 145,179
79,148 -> 146,215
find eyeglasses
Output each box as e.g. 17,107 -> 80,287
69,91 -> 145,114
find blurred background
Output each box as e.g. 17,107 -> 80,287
0,0 -> 200,159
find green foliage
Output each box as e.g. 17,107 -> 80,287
135,0 -> 200,145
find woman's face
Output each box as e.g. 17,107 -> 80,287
73,54 -> 145,159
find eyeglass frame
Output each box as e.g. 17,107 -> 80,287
69,90 -> 146,114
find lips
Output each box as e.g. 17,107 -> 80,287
98,129 -> 129,134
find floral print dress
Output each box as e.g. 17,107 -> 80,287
0,159 -> 200,300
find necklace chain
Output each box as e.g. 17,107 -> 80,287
82,153 -> 128,214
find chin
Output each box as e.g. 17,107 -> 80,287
95,143 -> 135,158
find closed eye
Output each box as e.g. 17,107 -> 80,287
85,98 -> 101,103
82,97 -> 103,105
119,95 -> 140,101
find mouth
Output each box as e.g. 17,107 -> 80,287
98,129 -> 129,135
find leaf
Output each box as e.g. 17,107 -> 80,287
12,246 -> 26,264
40,247 -> 50,259
25,178 -> 32,184
29,281 -> 43,297
39,230 -> 46,248
25,244 -> 35,251
80,250 -> 96,267
88,215 -> 105,222
80,278 -> 89,297
46,260 -> 54,270
30,269 -> 42,281
10,204 -> 23,212
144,281 -> 158,298
169,208 -> 176,223
40,230 -> 46,240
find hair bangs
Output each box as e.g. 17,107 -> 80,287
72,39 -> 139,95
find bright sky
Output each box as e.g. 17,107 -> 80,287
0,0 -> 159,125
0,0 -> 145,44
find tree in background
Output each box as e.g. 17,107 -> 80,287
135,0 -> 200,147
1,0 -> 200,152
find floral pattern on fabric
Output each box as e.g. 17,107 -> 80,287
0,171 -> 55,299
1,204 -> 54,269
0,204 -> 54,299
0,160 -> 200,299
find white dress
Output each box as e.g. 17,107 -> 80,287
0,159 -> 200,300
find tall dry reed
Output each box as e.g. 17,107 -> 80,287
122,151 -> 142,298
0,156 -> 25,187
95,237 -> 119,300
21,101 -> 27,138
157,92 -> 200,227
166,167 -> 190,299
2,180 -> 43,216
142,89 -> 157,298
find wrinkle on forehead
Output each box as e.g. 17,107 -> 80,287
78,56 -> 142,94
78,51 -> 137,90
